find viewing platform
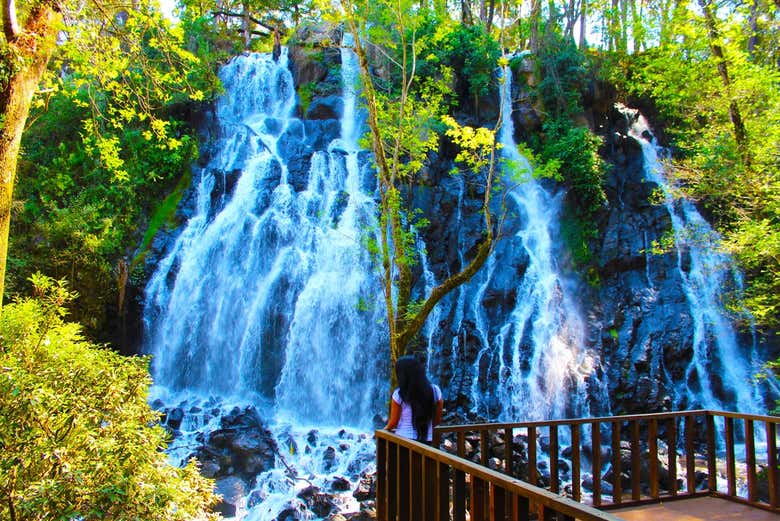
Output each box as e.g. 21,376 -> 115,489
375,410 -> 780,520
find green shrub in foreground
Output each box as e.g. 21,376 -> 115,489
0,275 -> 217,521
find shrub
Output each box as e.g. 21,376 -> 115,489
0,275 -> 217,521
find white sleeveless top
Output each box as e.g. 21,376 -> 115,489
392,384 -> 442,441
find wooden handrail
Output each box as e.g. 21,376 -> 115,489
376,429 -> 623,521
430,410 -> 780,514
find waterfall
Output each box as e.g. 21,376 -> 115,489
620,104 -> 761,413
143,47 -> 387,428
466,66 -> 599,421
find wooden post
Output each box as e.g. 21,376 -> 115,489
572,425 -> 581,502
592,422 -> 602,507
612,421 -> 622,504
648,419 -> 659,499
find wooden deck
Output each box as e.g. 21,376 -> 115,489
612,496 -> 779,520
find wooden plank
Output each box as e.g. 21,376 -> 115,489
377,436 -> 387,521
612,421 -> 622,504
592,422 -> 602,507
706,414 -> 717,492
572,425 -> 582,502
504,427 -> 513,516
492,484 -> 507,521
511,493 -> 529,521
434,409 -> 780,435
458,431 -> 466,458
454,468 -> 466,521
528,426 -> 538,486
412,451 -> 423,521
667,417 -> 678,496
550,425 -> 560,494
399,446 -> 411,520
745,419 -> 757,503
685,416 -> 696,494
648,419 -> 659,499
472,475 -> 487,521
767,421 -> 779,509
631,420 -> 641,501
482,429 -> 490,467
388,439 -> 398,521
438,461 -> 449,521
424,455 -> 437,521
725,417 -> 736,497
505,427 -> 514,477
374,430 -> 641,521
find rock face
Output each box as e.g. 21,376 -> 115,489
191,406 -> 277,482
132,24 -> 772,427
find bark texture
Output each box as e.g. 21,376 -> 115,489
0,2 -> 60,308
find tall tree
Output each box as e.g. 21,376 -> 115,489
337,1 -> 504,368
0,0 -> 208,312
697,0 -> 750,165
0,0 -> 60,311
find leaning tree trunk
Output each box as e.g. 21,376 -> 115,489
697,0 -> 750,166
0,3 -> 60,310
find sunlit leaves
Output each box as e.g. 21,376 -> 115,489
0,276 -> 218,520
441,114 -> 498,174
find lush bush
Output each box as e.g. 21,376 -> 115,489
538,118 -> 606,218
537,30 -> 588,118
12,89 -> 197,335
0,275 -> 217,521
413,17 -> 501,110
11,5 -> 219,339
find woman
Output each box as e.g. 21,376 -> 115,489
384,355 -> 444,443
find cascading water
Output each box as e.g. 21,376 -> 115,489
619,104 -> 761,413
461,66 -> 600,422
144,47 -> 387,426
143,45 -> 386,519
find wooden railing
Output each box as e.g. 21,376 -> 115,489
376,429 -> 623,521
433,410 -> 780,513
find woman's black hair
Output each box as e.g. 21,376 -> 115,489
395,355 -> 434,442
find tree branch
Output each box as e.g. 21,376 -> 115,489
397,235 -> 493,349
3,0 -> 21,42
210,10 -> 285,35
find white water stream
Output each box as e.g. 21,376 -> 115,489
620,105 -> 761,414
143,46 -> 385,519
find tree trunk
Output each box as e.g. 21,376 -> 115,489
697,0 -> 750,166
564,0 -> 577,38
579,0 -> 587,48
241,0 -> 251,49
0,4 -> 60,310
529,0 -> 541,53
462,0 -> 473,25
485,0 -> 495,33
619,0 -> 628,51
746,0 -> 759,57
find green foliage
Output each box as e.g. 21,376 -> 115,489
0,275 -> 217,520
605,3 -> 780,331
537,30 -> 589,118
297,81 -> 317,114
528,118 -> 605,266
415,19 -> 501,107
137,168 -> 193,263
9,1 -> 219,337
13,86 -> 199,333
538,119 -> 606,217
442,114 -> 499,174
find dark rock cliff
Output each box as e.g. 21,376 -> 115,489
132,23 -> 773,418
